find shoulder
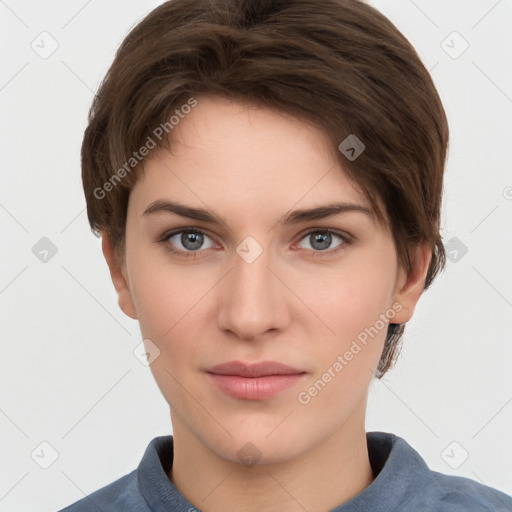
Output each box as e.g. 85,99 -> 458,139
56,470 -> 149,511
420,470 -> 512,511
389,434 -> 512,511
366,432 -> 512,512
57,435 -> 177,511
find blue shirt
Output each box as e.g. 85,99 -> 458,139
58,431 -> 512,511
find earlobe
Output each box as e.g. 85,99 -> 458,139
101,232 -> 138,320
392,243 -> 432,324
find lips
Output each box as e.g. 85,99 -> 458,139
205,361 -> 307,400
206,360 -> 305,377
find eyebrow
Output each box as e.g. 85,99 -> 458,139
142,199 -> 373,230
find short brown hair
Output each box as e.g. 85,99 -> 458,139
81,0 -> 449,378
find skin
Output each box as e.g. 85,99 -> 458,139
102,95 -> 431,512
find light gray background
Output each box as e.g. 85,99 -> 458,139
1,1 -> 511,511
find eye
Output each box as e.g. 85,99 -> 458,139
295,229 -> 350,256
159,227 -> 351,259
161,228 -> 216,258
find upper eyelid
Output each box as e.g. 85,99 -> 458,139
161,227 -> 219,244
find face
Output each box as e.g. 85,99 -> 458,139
104,95 -> 429,465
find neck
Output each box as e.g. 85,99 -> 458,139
168,413 -> 375,512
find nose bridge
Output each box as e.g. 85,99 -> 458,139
217,236 -> 286,338
231,236 -> 276,306
233,242 -> 272,294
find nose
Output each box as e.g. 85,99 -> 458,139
216,242 -> 291,341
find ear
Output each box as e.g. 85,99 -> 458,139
391,242 -> 432,324
101,232 -> 138,320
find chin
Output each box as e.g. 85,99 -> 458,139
204,428 -> 306,467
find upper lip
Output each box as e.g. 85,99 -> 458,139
206,360 -> 305,377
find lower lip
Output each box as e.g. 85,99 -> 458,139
206,372 -> 307,400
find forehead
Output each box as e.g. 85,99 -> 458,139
129,95 -> 374,224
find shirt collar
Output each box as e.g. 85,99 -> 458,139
137,431 -> 433,512
330,432 -> 435,511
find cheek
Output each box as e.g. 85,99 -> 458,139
293,261 -> 396,400
131,262 -> 206,405
128,255 -> 212,371
127,245 -> 189,336
296,260 -> 395,341
130,273 -> 174,339
296,275 -> 391,416
134,283 -> 203,348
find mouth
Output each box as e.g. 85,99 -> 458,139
206,360 -> 305,377
205,360 -> 307,400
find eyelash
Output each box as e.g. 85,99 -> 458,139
158,227 -> 352,259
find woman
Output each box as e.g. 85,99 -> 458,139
60,0 -> 512,510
